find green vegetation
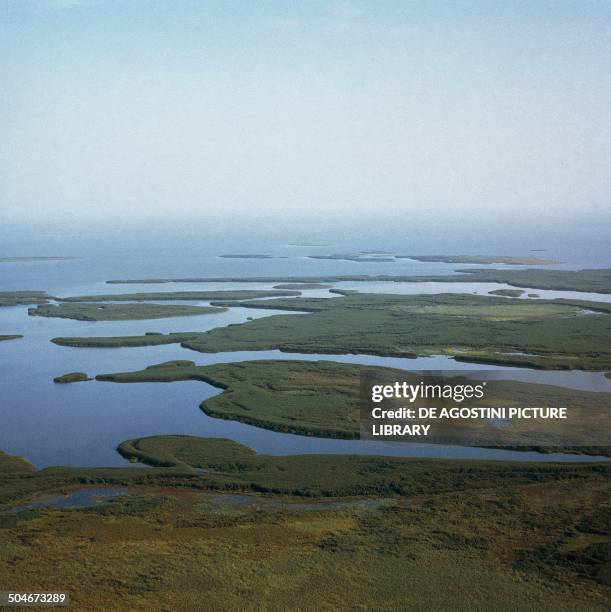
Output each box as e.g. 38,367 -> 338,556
99,360 -> 365,438
1,446 -> 609,609
309,253 -> 560,265
51,293 -> 611,369
273,283 -> 332,290
0,291 -> 51,306
489,289 -> 525,297
51,332 -> 200,348
104,267 -> 611,293
28,302 -> 226,321
184,293 -> 611,370
96,360 -> 611,450
0,334 -> 22,342
53,372 -> 91,384
116,435 -> 610,494
59,289 -> 300,302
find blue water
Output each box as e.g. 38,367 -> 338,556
1,233 -> 609,468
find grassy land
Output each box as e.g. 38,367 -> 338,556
0,291 -> 51,306
59,289 -> 300,302
28,303 -> 226,321
53,372 -> 91,383
1,447 -> 609,609
116,435 -> 611,493
194,293 -> 611,370
104,267 -> 611,293
0,334 -> 23,342
96,359 -> 611,451
51,332 -> 201,348
50,293 -> 611,369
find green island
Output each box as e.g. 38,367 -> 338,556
50,293 -> 611,369
58,289 -> 300,302
96,359 -> 611,452
53,372 -> 91,384
308,253 -> 397,262
104,267 -> 611,293
308,253 -> 560,265
0,291 -> 52,306
0,334 -> 23,342
196,294 -> 610,370
489,289 -> 525,297
51,331 -> 200,348
273,283 -> 332,290
1,445 -> 609,609
28,303 -> 226,321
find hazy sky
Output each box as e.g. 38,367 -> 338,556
2,0 -> 611,231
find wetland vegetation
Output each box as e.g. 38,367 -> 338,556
96,359 -> 611,452
50,293 -> 611,369
59,289 -> 301,302
188,293 -> 611,370
0,335 -> 23,342
489,289 -> 525,297
28,302 -> 226,321
0,444 -> 609,610
104,267 -> 611,293
53,372 -> 91,384
308,253 -> 559,265
0,291 -> 52,306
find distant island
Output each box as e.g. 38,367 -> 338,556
308,253 -> 396,262
105,268 -> 611,293
307,253 -> 560,265
0,334 -> 23,342
53,372 -> 91,384
0,291 -> 52,307
0,256 -> 78,263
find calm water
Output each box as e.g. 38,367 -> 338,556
1,236 -> 609,468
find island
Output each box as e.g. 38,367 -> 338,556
0,291 -> 52,306
53,372 -> 91,384
97,359 -> 611,451
58,289 -> 301,302
308,253 -> 396,262
0,335 -> 23,342
306,253 -> 560,264
52,332 -> 201,348
50,293 -> 611,369
103,267 -> 611,293
272,283 -> 332,290
219,254 -> 287,259
488,289 -> 525,297
28,303 -> 227,321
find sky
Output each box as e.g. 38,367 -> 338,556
1,0 -> 611,236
